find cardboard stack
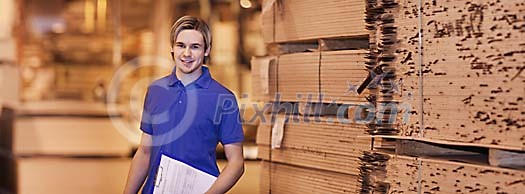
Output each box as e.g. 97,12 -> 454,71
256,115 -> 369,193
252,50 -> 371,104
320,50 -> 370,103
367,0 -> 525,149
277,52 -> 321,102
359,0 -> 525,193
257,115 -> 370,175
254,0 -> 374,193
360,153 -> 525,194
260,161 -> 361,194
262,0 -> 367,43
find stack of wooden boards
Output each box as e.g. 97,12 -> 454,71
360,0 -> 525,193
254,0 -> 374,193
13,100 -> 132,194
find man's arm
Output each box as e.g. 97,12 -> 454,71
206,142 -> 245,194
123,133 -> 153,194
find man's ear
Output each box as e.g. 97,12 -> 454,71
204,46 -> 211,56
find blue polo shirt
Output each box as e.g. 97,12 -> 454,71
139,66 -> 244,194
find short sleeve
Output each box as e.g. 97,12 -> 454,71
140,88 -> 154,135
218,95 -> 244,145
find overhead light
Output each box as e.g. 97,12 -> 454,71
84,0 -> 95,33
240,0 -> 252,9
51,23 -> 65,33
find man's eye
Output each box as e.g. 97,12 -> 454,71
191,45 -> 201,49
176,44 -> 185,48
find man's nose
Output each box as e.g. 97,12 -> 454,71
183,47 -> 191,56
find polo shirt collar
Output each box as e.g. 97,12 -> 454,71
168,66 -> 212,88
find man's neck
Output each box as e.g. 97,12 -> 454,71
175,67 -> 203,86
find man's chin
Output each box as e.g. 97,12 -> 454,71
177,64 -> 201,74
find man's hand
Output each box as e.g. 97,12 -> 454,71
123,133 -> 152,194
205,142 -> 245,194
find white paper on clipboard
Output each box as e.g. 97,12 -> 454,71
153,154 -> 217,194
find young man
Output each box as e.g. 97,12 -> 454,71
123,16 -> 245,194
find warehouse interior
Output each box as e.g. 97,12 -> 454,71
0,0 -> 524,194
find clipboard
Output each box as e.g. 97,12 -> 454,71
153,153 -> 217,194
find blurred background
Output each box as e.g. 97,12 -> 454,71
0,0 -> 265,193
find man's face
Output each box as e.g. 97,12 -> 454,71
172,29 -> 209,74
